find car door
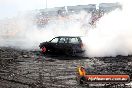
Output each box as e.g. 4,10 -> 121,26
48,37 -> 59,52
57,37 -> 67,52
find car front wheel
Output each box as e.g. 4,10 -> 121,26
41,46 -> 47,53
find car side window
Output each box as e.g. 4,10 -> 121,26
50,38 -> 59,43
69,38 -> 79,44
65,38 -> 68,43
58,38 -> 66,43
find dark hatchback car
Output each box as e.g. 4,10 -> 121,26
39,36 -> 85,55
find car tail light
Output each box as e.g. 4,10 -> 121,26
81,43 -> 83,48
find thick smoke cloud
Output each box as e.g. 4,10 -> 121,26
84,1 -> 132,57
0,0 -> 132,57
0,11 -> 91,49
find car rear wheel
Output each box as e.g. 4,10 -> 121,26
72,48 -> 77,56
65,49 -> 76,56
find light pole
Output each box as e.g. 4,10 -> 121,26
46,0 -> 47,9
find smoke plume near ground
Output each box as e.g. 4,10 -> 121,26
0,11 -> 91,49
0,1 -> 132,57
84,1 -> 132,57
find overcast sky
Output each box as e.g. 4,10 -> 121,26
0,0 -> 117,20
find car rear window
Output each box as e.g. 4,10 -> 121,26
69,37 -> 79,44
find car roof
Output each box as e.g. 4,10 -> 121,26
56,36 -> 81,38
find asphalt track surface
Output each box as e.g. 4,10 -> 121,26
0,47 -> 132,88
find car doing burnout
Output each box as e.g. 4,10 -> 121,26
39,36 -> 85,55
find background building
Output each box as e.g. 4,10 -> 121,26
36,3 -> 121,27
